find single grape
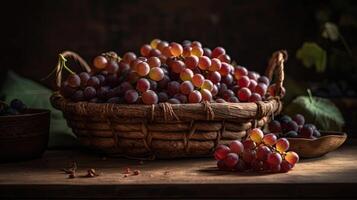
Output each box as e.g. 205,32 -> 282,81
313,129 -> 321,137
188,90 -> 202,103
249,93 -> 262,102
67,74 -> 81,88
285,151 -> 299,165
182,46 -> 192,57
285,131 -> 298,138
180,68 -> 194,81
215,98 -> 226,103
237,76 -> 250,88
198,56 -> 211,70
93,56 -> 108,69
268,83 -> 286,97
173,93 -> 188,103
285,120 -> 299,132
305,123 -> 317,131
147,57 -> 161,68
167,81 -> 180,96
171,60 -> 185,74
170,42 -> 183,57
237,87 -> 251,102
211,47 -> 225,58
83,86 -> 97,100
217,54 -> 231,63
162,46 -> 173,57
201,79 -> 214,92
255,83 -> 267,97
136,62 -> 150,76
228,96 -> 239,103
219,62 -> 231,76
249,128 -> 264,144
79,72 -> 90,87
106,60 -> 119,74
214,145 -> 231,160
267,152 -> 282,167
292,114 -> 305,126
224,153 -> 239,169
242,140 -> 256,150
242,149 -> 257,164
180,81 -> 194,95
221,74 -> 234,86
124,89 -> 139,104
150,39 -> 161,49
235,160 -> 248,171
96,74 -> 106,86
184,55 -> 199,69
257,146 -> 272,161
158,92 -> 169,102
211,85 -> 219,96
60,82 -> 76,98
158,75 -> 170,89
191,41 -> 202,47
71,90 -> 84,102
263,133 -> 277,146
207,71 -> 221,84
123,52 -> 137,64
268,120 -> 282,133
222,89 -> 235,100
119,81 -> 133,95
149,79 -> 158,91
276,138 -> 290,153
142,90 -> 159,105
136,78 -> 150,92
248,79 -> 257,91
149,49 -> 161,57
157,41 -> 169,52
251,159 -> 264,171
229,140 -> 244,154
280,160 -> 292,173
270,163 -> 281,173
149,67 -> 164,81
87,76 -> 100,88
234,66 -> 248,80
203,48 -> 212,57
200,89 -> 213,102
96,86 -> 109,100
182,40 -> 192,47
248,71 -> 260,81
300,125 -> 313,138
140,44 -> 152,57
257,76 -> 270,85
217,160 -> 229,171
167,98 -> 181,104
191,46 -> 204,57
209,58 -> 222,71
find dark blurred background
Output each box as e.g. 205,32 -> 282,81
1,0 -> 357,133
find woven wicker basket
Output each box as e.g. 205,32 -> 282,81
51,50 -> 287,159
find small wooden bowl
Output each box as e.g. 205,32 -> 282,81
0,109 -> 50,162
288,131 -> 347,158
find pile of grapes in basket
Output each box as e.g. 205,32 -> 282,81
60,39 -> 285,104
214,128 -> 299,173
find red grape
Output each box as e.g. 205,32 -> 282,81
221,74 -> 233,85
248,79 -> 257,91
180,81 -> 194,95
173,93 -> 188,103
140,44 -> 152,57
214,145 -> 230,160
249,93 -> 262,102
123,52 -> 137,64
285,151 -> 299,165
257,146 -> 272,161
124,89 -> 139,103
149,67 -> 164,81
211,47 -> 226,58
203,48 -> 212,57
185,55 -> 199,69
171,60 -> 185,74
182,46 -> 192,57
198,56 -> 211,70
237,76 -> 250,88
79,72 -> 90,87
280,160 -> 292,173
209,58 -> 222,71
67,74 -> 81,88
242,149 -> 257,164
234,66 -> 248,80
262,133 -> 277,146
106,60 -> 119,74
257,76 -> 270,85
170,42 -> 183,57
180,68 -> 194,81
201,79 -> 214,91
136,78 -> 150,92
157,41 -> 169,52
224,153 -> 239,168
276,138 -> 290,153
191,46 -> 204,57
217,54 -> 231,63
219,62 -> 231,76
242,140 -> 256,150
147,57 -> 161,68
142,90 -> 159,104
136,62 -> 150,76
228,96 -> 239,103
149,49 -> 161,57
167,81 -> 180,96
93,56 -> 108,69
248,128 -> 264,144
150,39 -> 161,49
229,140 -> 244,154
255,83 -> 267,97
208,71 -> 221,84
293,114 -> 305,126
188,90 -> 202,103
237,87 -> 251,102
200,89 -> 213,102
167,98 -> 181,104
267,152 -> 282,166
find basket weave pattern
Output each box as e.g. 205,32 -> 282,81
51,50 -> 286,158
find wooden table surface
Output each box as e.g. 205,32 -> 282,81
1,144 -> 357,199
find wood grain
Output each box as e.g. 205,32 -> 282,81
1,144 -> 357,199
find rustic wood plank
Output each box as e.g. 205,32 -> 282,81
0,144 -> 357,199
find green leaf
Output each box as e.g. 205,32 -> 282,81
296,42 -> 327,73
284,96 -> 345,131
322,22 -> 340,41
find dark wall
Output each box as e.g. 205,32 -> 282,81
2,0 -> 316,89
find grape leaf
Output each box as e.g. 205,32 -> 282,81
284,96 -> 345,131
322,22 -> 340,41
296,42 -> 327,73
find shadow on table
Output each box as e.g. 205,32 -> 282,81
197,167 -> 277,177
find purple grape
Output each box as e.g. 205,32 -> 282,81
83,86 -> 96,100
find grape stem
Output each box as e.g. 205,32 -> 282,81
59,54 -> 75,75
307,89 -> 314,104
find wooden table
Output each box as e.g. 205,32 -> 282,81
1,144 -> 357,199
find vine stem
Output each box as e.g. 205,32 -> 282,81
307,89 -> 314,104
59,54 -> 75,75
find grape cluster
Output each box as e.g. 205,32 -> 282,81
268,114 -> 321,139
214,128 -> 299,173
61,39 -> 284,105
0,99 -> 27,116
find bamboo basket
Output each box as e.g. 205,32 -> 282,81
51,50 -> 287,159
